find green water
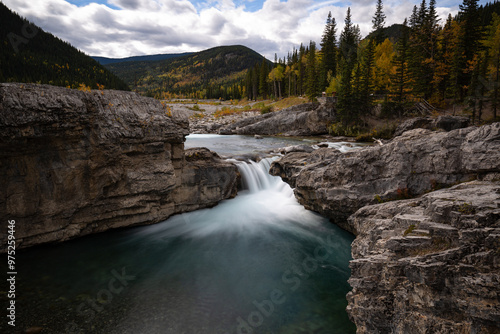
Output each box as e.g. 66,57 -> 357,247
1,136 -> 357,334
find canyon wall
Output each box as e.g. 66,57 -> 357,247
347,181 -> 499,333
0,83 -> 238,250
270,123 -> 500,234
270,123 -> 500,332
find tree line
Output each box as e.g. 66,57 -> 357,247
246,0 -> 500,127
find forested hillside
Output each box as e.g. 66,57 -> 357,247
0,2 -> 129,90
105,45 -> 270,99
250,0 -> 500,130
92,53 -> 193,65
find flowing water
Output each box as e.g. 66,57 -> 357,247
2,135 -> 357,334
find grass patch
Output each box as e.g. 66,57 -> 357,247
403,224 -> 417,236
214,106 -> 247,118
355,123 -> 397,142
271,96 -> 307,111
260,105 -> 273,114
188,104 -> 205,112
409,237 -> 452,256
458,202 -> 476,215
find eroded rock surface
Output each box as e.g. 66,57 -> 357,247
217,101 -> 336,136
270,123 -> 500,233
0,83 -> 238,250
347,181 -> 500,333
394,115 -> 470,137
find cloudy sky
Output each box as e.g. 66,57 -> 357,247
2,0 -> 487,59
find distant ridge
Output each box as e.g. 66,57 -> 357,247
92,52 -> 194,65
104,45 -> 271,99
0,2 -> 129,90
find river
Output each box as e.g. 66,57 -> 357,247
3,135 -> 358,334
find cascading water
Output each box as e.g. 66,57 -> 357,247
4,136 -> 358,334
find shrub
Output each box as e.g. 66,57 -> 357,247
260,105 -> 273,114
188,104 -> 205,112
328,122 -> 362,137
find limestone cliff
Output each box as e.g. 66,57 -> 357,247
270,123 -> 500,234
347,181 -> 500,333
0,83 -> 238,250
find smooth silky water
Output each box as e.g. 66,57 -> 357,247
3,135 -> 358,334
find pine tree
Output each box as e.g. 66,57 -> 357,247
372,0 -> 386,44
337,7 -> 360,125
456,0 -> 482,100
306,41 -> 319,101
391,19 -> 410,115
320,12 -> 338,92
484,13 -> 500,119
359,38 -> 376,118
259,59 -> 269,98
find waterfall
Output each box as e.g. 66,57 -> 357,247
233,158 -> 293,196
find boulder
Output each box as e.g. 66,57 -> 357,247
347,181 -> 500,333
270,123 -> 500,234
0,83 -> 238,251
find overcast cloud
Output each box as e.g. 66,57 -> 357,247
2,0 -> 472,59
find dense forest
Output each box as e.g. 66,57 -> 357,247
92,52 -> 194,66
105,45 -> 270,100
250,0 -> 500,128
0,2 -> 129,90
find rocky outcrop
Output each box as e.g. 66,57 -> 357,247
174,147 -> 239,211
347,181 -> 500,333
394,115 -> 470,137
270,123 -> 500,234
270,123 -> 500,332
217,101 -> 336,136
0,83 -> 238,250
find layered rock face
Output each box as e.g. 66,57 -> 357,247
270,122 -> 500,332
347,181 -> 500,333
270,124 -> 500,234
218,101 -> 336,136
0,83 -> 238,250
393,115 -> 470,137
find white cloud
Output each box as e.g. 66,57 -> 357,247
2,0 -> 462,60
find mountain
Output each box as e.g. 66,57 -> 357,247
104,45 -> 271,99
92,53 -> 194,65
366,24 -> 408,44
0,2 -> 129,91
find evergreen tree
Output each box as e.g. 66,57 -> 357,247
337,7 -> 360,125
391,19 -> 410,115
434,14 -> 456,101
320,12 -> 338,91
484,13 -> 500,119
298,43 -> 306,96
359,38 -> 376,118
306,41 -> 319,101
372,0 -> 386,44
259,59 -> 270,98
456,0 -> 482,100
